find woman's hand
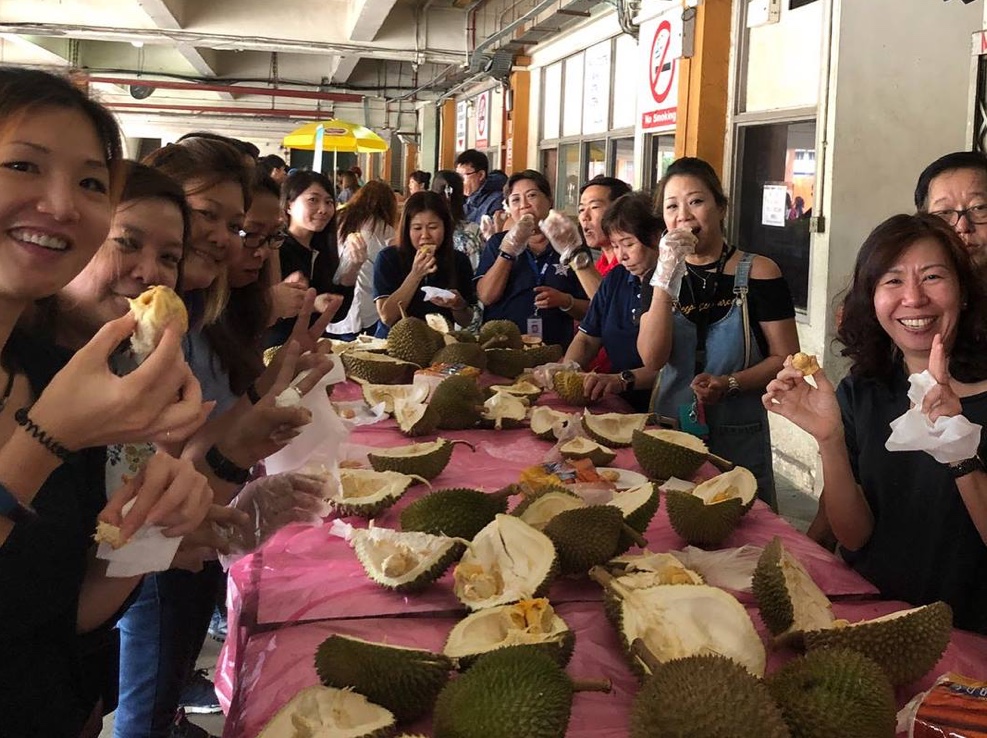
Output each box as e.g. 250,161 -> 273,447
410,247 -> 438,281
584,373 -> 625,403
429,289 -> 467,311
31,314 -> 211,451
343,233 -> 368,265
170,504 -> 252,571
923,333 -> 963,422
314,292 -> 344,318
762,357 -> 843,444
533,286 -> 570,311
691,373 -> 728,405
101,451 -> 213,541
269,272 -> 309,320
258,290 -> 336,395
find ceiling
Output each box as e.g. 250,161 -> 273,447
0,0 -> 615,143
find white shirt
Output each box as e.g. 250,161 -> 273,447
328,219 -> 395,335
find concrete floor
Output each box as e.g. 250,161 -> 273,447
99,476 -> 819,738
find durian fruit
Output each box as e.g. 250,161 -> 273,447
521,342 -> 564,366
664,488 -> 744,548
443,598 -> 575,668
433,341 -> 488,370
767,648 -> 896,738
388,315 -> 444,367
324,334 -> 389,354
631,428 -> 708,480
480,392 -> 528,430
552,370 -> 588,406
485,348 -> 531,379
512,487 -> 586,530
478,319 -> 524,349
752,537 -> 835,643
349,525 -> 467,592
367,438 -> 474,480
400,486 -> 519,540
543,505 -> 634,575
582,409 -> 651,448
329,469 -> 424,518
529,406 -> 576,441
393,398 -> 440,437
487,380 -> 542,403
453,514 -> 557,610
433,646 -> 583,738
360,382 -> 429,414
608,482 -> 661,552
429,375 -> 485,430
315,634 -> 453,723
426,313 -> 452,334
558,437 -> 617,466
692,466 -> 758,513
448,329 -> 477,343
342,350 -> 418,384
608,550 -> 705,587
629,655 -> 791,738
802,601 -> 952,686
592,568 -> 766,679
257,685 -> 396,738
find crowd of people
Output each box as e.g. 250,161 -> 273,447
1,66 -> 986,738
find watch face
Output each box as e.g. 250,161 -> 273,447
572,252 -> 591,269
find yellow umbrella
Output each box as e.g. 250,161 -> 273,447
282,119 -> 388,153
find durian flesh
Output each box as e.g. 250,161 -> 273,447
529,406 -> 576,440
360,382 -> 428,414
443,598 -> 574,666
693,467 -> 758,509
481,392 -> 528,429
610,550 -> 704,586
329,469 -> 420,517
582,409 -> 650,447
257,685 -> 396,738
752,537 -> 834,640
350,525 -> 466,592
513,490 -> 586,530
454,515 -> 557,610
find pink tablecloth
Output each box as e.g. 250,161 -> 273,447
216,381 -> 983,738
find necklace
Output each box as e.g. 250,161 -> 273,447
0,367 -> 15,414
685,261 -> 716,290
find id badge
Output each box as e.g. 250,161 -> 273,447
526,317 -> 543,338
677,401 -> 709,438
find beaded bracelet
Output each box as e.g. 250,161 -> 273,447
13,408 -> 72,462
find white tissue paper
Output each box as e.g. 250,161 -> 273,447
671,545 -> 765,592
885,369 -> 983,463
265,372 -> 350,475
97,498 -> 183,578
421,286 -> 455,302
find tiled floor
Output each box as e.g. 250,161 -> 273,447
99,476 -> 819,738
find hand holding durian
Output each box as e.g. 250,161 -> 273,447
762,353 -> 843,444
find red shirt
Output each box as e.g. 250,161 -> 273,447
586,249 -> 617,373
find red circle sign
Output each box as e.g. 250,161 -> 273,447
649,20 -> 675,104
476,94 -> 488,138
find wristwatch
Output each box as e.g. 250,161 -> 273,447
726,374 -> 741,397
619,370 -> 636,392
948,455 -> 985,479
569,248 -> 593,271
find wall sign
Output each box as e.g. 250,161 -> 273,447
475,90 -> 490,149
455,101 -> 467,152
638,8 -> 681,132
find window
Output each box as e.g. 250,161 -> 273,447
612,138 -> 635,184
558,143 -> 581,214
789,0 -> 819,8
562,54 -> 584,137
542,63 -> 562,141
584,140 -> 606,181
647,135 -> 676,192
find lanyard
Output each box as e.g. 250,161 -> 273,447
525,249 -> 550,286
683,243 -> 732,374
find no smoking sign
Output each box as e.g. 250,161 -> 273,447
649,19 -> 676,104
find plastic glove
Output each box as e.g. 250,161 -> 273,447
649,228 -> 698,299
530,360 -> 582,390
539,209 -> 582,261
480,214 -> 496,242
334,233 -> 368,284
499,214 -> 537,257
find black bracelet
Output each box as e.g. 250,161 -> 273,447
14,408 -> 72,462
245,383 -> 262,405
497,250 -> 516,261
205,444 -> 251,485
948,455 -> 985,479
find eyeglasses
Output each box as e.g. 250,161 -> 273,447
239,229 -> 284,250
458,169 -> 479,178
930,204 -> 987,227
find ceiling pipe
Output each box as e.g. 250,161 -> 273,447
88,75 -> 363,102
106,103 -> 330,117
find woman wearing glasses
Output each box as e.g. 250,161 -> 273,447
638,157 -> 799,508
915,151 -> 987,266
561,193 -> 658,412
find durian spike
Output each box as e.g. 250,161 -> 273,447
630,637 -> 662,674
621,524 -> 648,549
570,677 -> 612,693
489,483 -> 523,503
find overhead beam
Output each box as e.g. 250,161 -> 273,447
0,33 -> 71,65
0,23 -> 463,64
332,55 -> 361,84
347,0 -> 400,43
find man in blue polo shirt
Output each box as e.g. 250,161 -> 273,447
475,170 -> 588,348
562,192 -> 658,411
456,149 -> 508,225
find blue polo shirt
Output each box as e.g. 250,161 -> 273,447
475,232 -> 587,348
578,264 -> 644,372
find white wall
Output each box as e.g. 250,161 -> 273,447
745,0 -> 822,111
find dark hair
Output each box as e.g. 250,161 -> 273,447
655,157 -> 729,210
258,154 -> 287,177
282,169 -> 335,213
0,67 -> 124,196
409,170 -> 431,189
176,131 -> 259,160
601,192 -> 663,248
838,213 -> 987,383
431,169 -> 466,223
455,149 -> 489,174
505,169 -> 552,201
397,191 -> 459,292
250,169 -> 281,200
580,175 -> 632,203
143,137 -> 252,214
914,151 -> 987,210
337,180 -> 398,244
282,169 -> 340,293
119,161 -> 191,258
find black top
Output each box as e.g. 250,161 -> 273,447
838,369 -> 987,634
0,329 -> 113,736
266,231 -> 355,348
676,253 -> 795,358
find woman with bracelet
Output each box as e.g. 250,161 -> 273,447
562,193 -> 659,412
373,191 -> 475,335
638,157 -> 799,508
0,68 -> 213,738
764,214 -> 987,634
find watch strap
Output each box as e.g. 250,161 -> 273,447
0,482 -> 39,525
948,455 -> 985,479
726,374 -> 741,397
619,370 -> 636,392
497,250 -> 516,262
205,445 -> 251,485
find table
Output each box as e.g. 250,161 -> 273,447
216,380 -> 987,738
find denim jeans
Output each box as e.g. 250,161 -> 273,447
113,562 -> 222,738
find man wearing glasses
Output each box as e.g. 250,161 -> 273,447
456,149 -> 508,225
915,151 -> 987,265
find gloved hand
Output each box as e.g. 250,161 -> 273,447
539,209 -> 583,262
530,360 -> 582,390
480,214 -> 496,242
335,233 -> 368,283
499,214 -> 537,257
649,228 -> 698,299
